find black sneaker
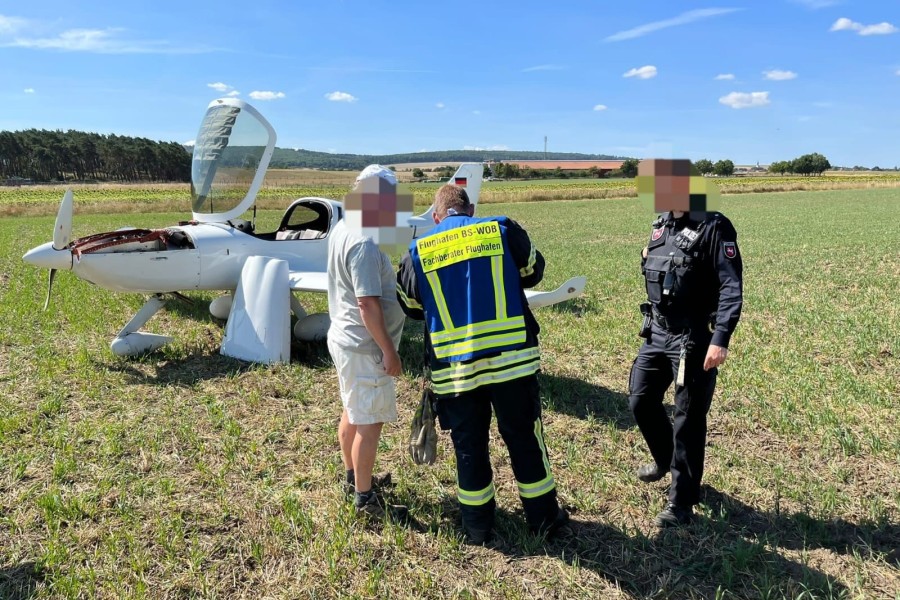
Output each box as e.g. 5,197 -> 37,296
354,491 -> 409,524
637,463 -> 667,483
342,472 -> 393,497
655,503 -> 693,528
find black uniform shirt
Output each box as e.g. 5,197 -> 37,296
643,211 -> 743,348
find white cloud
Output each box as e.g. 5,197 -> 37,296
522,64 -> 566,72
1,21 -> 211,54
23,87 -> 35,94
249,91 -> 286,100
593,104 -> 608,111
764,69 -> 798,80
226,90 -> 240,97
830,17 -> 898,36
0,14 -> 27,34
435,102 -> 445,109
719,91 -> 771,109
463,145 -> 509,151
605,8 -> 742,42
207,82 -> 230,92
324,91 -> 356,102
183,140 -> 195,147
714,73 -> 735,80
623,65 -> 657,79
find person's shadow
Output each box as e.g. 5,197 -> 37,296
0,562 -> 44,599
396,487 -> 857,598
538,373 -> 632,429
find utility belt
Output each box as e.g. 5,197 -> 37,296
640,302 -> 712,337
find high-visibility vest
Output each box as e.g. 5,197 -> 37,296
410,216 -> 527,363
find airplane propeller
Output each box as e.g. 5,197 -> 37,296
43,190 -> 74,310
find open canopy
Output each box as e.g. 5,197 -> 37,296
191,98 -> 276,223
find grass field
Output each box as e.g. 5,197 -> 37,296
2,172 -> 899,218
1,188 -> 898,599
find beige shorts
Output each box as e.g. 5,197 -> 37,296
328,338 -> 398,425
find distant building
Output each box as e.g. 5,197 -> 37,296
498,159 -> 625,175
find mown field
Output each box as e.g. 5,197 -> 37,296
0,188 -> 898,599
2,172 -> 899,218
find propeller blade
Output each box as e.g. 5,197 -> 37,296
43,269 -> 57,311
53,190 -> 73,250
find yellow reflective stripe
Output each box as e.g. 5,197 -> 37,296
432,331 -> 527,360
491,255 -> 507,320
432,358 -> 540,395
516,419 -> 555,499
457,482 -> 495,506
396,287 -> 422,310
518,476 -> 556,498
432,347 -> 541,381
424,270 -> 454,330
430,316 -> 525,344
520,242 -> 537,277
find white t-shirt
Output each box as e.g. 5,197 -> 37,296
326,220 -> 405,354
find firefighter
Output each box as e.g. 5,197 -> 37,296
397,184 -> 568,544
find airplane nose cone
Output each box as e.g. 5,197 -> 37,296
23,242 -> 73,271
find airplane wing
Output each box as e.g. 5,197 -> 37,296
288,271 -> 328,292
524,276 -> 586,309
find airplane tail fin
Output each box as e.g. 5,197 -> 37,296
408,162 -> 484,230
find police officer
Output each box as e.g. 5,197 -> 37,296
630,159 -> 743,527
397,184 -> 568,544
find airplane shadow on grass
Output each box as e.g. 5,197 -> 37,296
447,489 -> 855,599
0,562 -> 43,600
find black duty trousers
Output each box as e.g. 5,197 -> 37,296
628,320 -> 718,507
436,374 -> 559,533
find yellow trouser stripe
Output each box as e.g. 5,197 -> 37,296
517,420 -> 555,499
458,482 -> 495,506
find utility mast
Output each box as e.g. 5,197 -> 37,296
544,136 -> 547,160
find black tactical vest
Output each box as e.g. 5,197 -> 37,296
643,215 -> 709,315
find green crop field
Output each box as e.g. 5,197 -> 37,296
1,188 -> 898,598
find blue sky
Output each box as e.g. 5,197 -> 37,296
2,1 -> 898,166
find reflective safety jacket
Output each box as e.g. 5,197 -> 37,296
398,215 -> 545,396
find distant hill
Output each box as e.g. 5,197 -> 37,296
268,149 -> 629,170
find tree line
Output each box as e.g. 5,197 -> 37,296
768,153 -> 831,176
270,148 -> 627,170
0,129 -> 191,183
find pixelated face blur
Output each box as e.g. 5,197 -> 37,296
343,174 -> 415,254
636,159 -> 721,217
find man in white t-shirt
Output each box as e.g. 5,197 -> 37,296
327,164 -> 412,520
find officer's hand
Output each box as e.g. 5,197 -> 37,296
704,345 -> 728,371
383,348 -> 402,377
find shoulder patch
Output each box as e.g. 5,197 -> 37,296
723,241 -> 737,259
651,227 -> 664,241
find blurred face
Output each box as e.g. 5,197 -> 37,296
343,174 -> 415,254
636,159 -> 721,217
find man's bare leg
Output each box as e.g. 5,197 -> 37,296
352,423 -> 384,493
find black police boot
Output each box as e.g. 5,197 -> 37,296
655,502 -> 693,528
637,463 -> 667,483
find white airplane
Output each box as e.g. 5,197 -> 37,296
23,98 -> 586,363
